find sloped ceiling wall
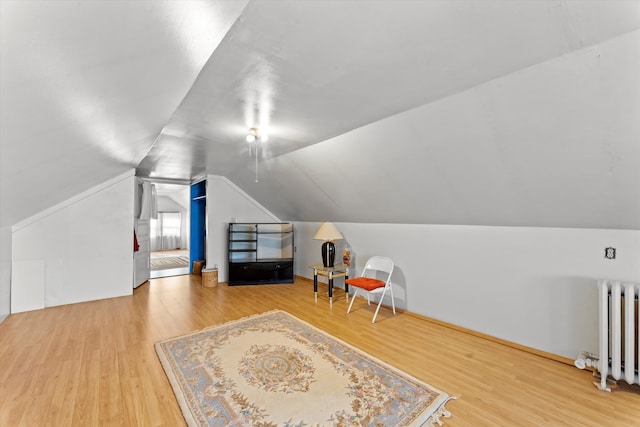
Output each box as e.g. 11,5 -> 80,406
233,29 -> 640,228
0,0 -> 250,226
1,1 -> 639,230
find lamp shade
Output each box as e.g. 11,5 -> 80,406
314,222 -> 343,241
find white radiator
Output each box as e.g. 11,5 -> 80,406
596,280 -> 639,391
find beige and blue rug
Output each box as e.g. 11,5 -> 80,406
155,310 -> 454,426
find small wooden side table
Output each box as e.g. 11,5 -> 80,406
310,263 -> 349,305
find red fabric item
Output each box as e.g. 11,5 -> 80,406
134,230 -> 139,252
345,277 -> 386,291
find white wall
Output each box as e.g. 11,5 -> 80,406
206,175 -> 279,281
11,171 -> 135,312
0,226 -> 11,322
293,221 -> 640,360
157,195 -> 184,212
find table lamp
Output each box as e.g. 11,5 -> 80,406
314,222 -> 343,267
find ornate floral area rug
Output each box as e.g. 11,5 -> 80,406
155,310 -> 454,426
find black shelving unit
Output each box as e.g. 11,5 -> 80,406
228,223 -> 294,285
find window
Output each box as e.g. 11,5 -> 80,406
161,212 -> 181,238
150,212 -> 182,251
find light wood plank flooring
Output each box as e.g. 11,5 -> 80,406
1,275 -> 639,426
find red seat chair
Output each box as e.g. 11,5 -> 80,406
345,256 -> 395,323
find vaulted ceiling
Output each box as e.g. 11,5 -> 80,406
1,0 -> 639,229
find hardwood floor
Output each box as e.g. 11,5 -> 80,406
1,275 -> 639,426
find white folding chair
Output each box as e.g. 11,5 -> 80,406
346,256 -> 395,323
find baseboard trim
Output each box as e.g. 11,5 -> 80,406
402,311 -> 574,366
294,274 -> 574,367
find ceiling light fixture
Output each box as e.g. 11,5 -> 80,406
245,127 -> 268,182
246,127 -> 258,143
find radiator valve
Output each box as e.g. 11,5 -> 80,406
574,351 -> 598,370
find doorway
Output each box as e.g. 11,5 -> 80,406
150,184 -> 191,278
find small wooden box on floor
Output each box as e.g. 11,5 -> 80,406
202,268 -> 218,287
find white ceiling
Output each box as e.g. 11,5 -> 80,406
1,0 -> 639,229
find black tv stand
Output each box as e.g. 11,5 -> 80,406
228,223 -> 294,285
